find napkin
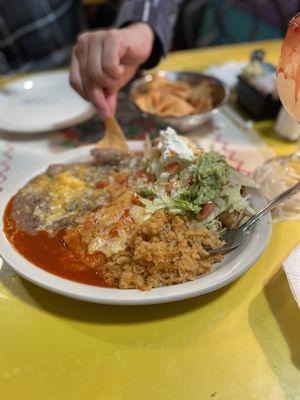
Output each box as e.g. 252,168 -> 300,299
282,243 -> 300,308
204,61 -> 246,89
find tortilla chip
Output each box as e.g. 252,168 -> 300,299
133,76 -> 215,117
188,81 -> 214,112
147,75 -> 190,99
96,117 -> 128,152
134,90 -> 195,117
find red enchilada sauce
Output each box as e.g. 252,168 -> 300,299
3,198 -> 111,287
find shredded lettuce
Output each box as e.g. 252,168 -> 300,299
141,195 -> 201,216
223,185 -> 253,213
137,129 -> 255,229
228,167 -> 258,188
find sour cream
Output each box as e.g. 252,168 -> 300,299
158,127 -> 195,163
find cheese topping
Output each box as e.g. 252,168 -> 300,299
158,127 -> 195,163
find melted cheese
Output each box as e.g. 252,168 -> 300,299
86,193 -> 149,257
33,171 -> 86,203
26,171 -> 88,227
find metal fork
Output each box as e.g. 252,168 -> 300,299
209,180 -> 300,254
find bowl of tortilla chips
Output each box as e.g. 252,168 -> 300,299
130,71 -> 230,131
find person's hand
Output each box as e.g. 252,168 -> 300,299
69,23 -> 154,118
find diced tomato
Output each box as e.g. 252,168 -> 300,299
109,228 -> 119,237
146,173 -> 156,182
166,162 -> 181,174
95,180 -> 108,189
135,169 -> 146,178
131,196 -> 143,206
187,176 -> 193,185
135,169 -> 156,182
198,202 -> 215,220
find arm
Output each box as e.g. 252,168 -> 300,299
116,0 -> 183,68
69,0 -> 182,118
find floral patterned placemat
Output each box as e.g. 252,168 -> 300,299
0,93 -> 274,193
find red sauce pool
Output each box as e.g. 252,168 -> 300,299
3,198 -> 111,287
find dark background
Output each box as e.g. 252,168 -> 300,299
85,0 -> 300,50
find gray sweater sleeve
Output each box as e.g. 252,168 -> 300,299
115,0 -> 182,68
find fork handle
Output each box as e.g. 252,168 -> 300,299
241,180 -> 300,232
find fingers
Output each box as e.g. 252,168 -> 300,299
102,32 -> 125,80
70,29 -> 138,118
69,49 -> 88,100
105,90 -> 117,116
75,33 -> 89,84
86,34 -> 119,92
71,34 -> 110,117
88,86 -> 110,119
70,45 -> 111,117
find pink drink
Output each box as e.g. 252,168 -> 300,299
277,13 -> 300,121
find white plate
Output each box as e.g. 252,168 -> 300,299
0,71 -> 95,134
0,143 -> 272,305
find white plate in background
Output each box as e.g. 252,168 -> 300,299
0,71 -> 95,134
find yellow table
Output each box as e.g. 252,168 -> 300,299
1,40 -> 300,400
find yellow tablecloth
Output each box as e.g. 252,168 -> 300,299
1,40 -> 300,400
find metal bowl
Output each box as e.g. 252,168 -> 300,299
129,71 -> 230,132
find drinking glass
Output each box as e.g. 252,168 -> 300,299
255,13 -> 300,219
